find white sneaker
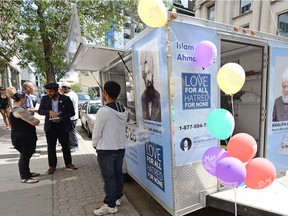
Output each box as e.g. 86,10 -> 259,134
33,152 -> 41,157
116,199 -> 121,206
94,204 -> 118,215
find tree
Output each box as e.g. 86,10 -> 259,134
0,0 -> 140,83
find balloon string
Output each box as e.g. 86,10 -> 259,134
230,94 -> 234,141
231,94 -> 234,117
233,187 -> 238,216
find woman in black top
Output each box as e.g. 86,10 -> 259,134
0,87 -> 11,129
7,87 -> 40,183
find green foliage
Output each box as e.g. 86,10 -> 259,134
88,86 -> 99,99
71,83 -> 82,93
0,0 -> 140,83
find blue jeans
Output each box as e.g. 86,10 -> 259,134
69,119 -> 78,148
97,150 -> 125,207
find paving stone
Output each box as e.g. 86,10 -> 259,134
0,114 -> 140,216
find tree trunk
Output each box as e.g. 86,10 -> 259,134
46,65 -> 55,83
43,38 -> 55,84
36,2 -> 55,84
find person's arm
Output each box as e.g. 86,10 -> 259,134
59,96 -> 75,121
27,107 -> 38,113
7,97 -> 13,109
14,107 -> 40,126
38,96 -> 51,116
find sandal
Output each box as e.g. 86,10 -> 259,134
21,178 -> 39,184
31,172 -> 40,177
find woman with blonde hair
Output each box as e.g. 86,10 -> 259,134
0,86 -> 12,129
6,87 -> 40,183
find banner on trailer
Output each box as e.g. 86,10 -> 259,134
125,27 -> 173,209
170,22 -> 219,166
266,41 -> 288,171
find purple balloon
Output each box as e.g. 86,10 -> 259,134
202,147 -> 228,176
195,41 -> 217,68
216,157 -> 246,187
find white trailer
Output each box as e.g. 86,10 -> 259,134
69,12 -> 288,216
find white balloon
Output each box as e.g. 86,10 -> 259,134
138,0 -> 167,28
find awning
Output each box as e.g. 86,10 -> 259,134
69,43 -> 128,71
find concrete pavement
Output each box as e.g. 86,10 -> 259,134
0,113 -> 139,216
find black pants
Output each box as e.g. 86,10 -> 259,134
18,140 -> 36,179
45,123 -> 72,168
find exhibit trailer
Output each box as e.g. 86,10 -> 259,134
69,12 -> 288,216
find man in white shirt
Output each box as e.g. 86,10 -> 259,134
23,81 -> 41,157
61,82 -> 79,152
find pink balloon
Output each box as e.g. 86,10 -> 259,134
245,158 -> 276,189
202,147 -> 228,176
216,157 -> 246,187
195,41 -> 217,68
227,133 -> 257,163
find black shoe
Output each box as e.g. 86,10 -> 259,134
66,164 -> 78,170
48,167 -> 56,174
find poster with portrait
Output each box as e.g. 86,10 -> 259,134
138,38 -> 162,126
266,41 -> 288,171
170,22 -> 219,166
125,27 -> 173,209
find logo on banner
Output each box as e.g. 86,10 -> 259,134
182,73 -> 211,110
145,141 -> 165,191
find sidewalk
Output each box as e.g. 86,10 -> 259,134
0,114 -> 139,216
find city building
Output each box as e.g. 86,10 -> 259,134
0,53 -> 21,90
193,0 -> 288,37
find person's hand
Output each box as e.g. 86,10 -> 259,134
49,110 -> 58,118
34,119 -> 40,126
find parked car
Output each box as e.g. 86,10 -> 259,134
79,100 -> 102,137
76,92 -> 92,114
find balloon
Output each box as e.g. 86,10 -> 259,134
216,157 -> 246,187
245,158 -> 276,189
207,108 -> 235,140
202,147 -> 228,176
138,0 -> 167,28
217,63 -> 246,94
227,133 -> 257,163
195,41 -> 217,68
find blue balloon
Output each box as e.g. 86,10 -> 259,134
207,108 -> 235,140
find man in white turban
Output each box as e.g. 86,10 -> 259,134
273,67 -> 288,121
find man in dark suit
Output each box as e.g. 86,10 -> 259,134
38,83 -> 77,174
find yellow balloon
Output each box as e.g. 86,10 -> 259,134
138,0 -> 167,28
217,63 -> 246,94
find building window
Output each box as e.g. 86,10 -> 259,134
278,12 -> 288,37
242,24 -> 250,28
207,4 -> 215,21
240,0 -> 251,14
